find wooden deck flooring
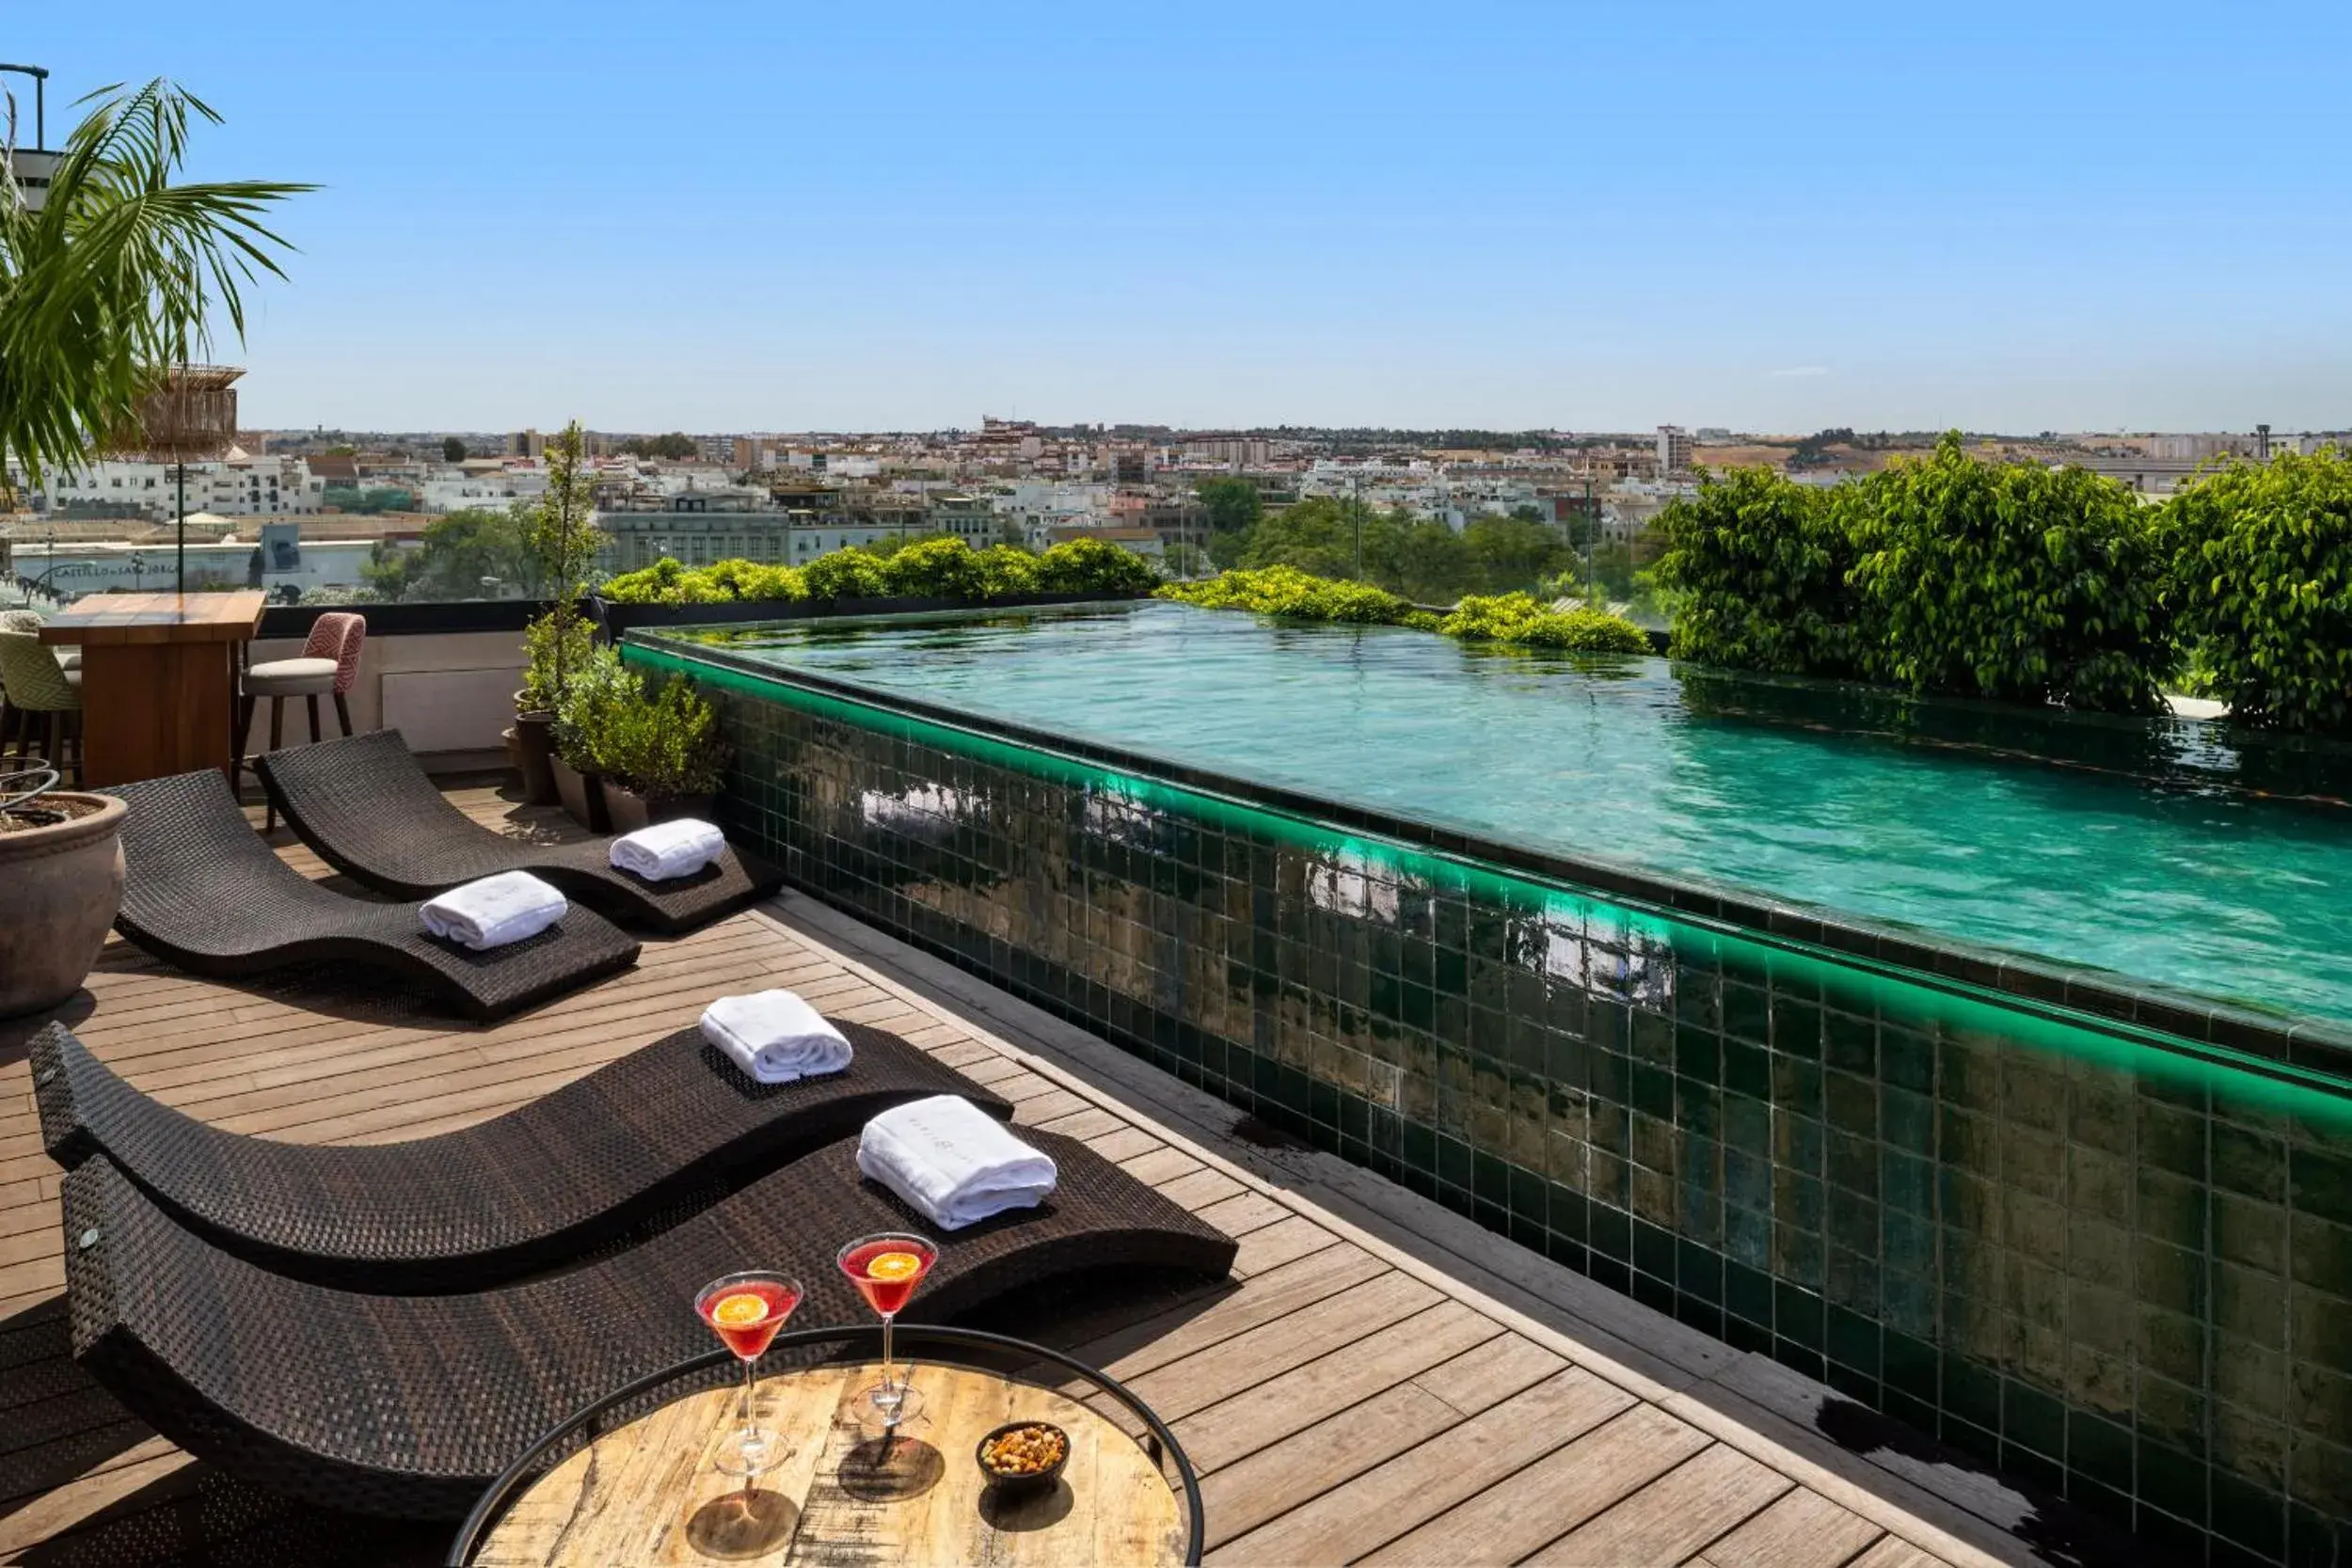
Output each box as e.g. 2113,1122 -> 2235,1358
0,785 -> 2012,1567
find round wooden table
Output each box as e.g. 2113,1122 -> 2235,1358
466,1346 -> 1192,1567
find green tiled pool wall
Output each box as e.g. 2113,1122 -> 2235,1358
691,663 -> 2352,1568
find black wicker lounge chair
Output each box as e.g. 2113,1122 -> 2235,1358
256,729 -> 780,935
101,768 -> 642,1023
64,1127 -> 1237,1518
32,1019 -> 1016,1293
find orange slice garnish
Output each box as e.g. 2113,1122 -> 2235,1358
865,1250 -> 924,1282
710,1291 -> 770,1327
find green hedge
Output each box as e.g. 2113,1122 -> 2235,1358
1158,568 -> 1650,654
1659,435 -> 2173,713
1655,466 -> 1857,675
2164,447 -> 2352,731
1437,593 -> 1653,653
1160,564 -> 1410,623
597,537 -> 1153,606
1843,436 -> 2169,712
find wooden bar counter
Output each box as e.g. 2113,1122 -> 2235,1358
40,591 -> 264,785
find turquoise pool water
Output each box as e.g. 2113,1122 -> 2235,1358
684,601 -> 2352,1028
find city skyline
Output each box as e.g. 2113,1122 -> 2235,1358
13,1 -> 2352,434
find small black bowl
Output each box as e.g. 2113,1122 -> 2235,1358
975,1420 -> 1070,1496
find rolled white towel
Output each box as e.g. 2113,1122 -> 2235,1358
857,1094 -> 1057,1230
700,990 -> 852,1084
420,871 -> 568,951
610,817 -> 726,881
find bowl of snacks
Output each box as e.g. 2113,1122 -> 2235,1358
976,1420 -> 1070,1496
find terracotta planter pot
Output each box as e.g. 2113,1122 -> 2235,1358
599,783 -> 716,835
510,703 -> 559,805
0,792 -> 128,1018
549,756 -> 611,832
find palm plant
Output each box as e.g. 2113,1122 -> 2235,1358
0,79 -> 309,485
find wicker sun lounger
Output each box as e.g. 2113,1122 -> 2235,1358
101,769 -> 642,1023
33,1019 -> 1015,1293
64,1127 -> 1237,1518
256,729 -> 781,935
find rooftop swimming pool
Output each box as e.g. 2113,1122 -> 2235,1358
671,600 -> 2352,1031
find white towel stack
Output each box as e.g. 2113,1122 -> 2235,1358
700,990 -> 853,1084
610,818 -> 726,881
857,1095 -> 1057,1230
420,871 -> 568,951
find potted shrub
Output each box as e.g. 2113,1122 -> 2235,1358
510,610 -> 589,805
548,644 -> 636,832
514,420 -> 603,804
595,672 -> 729,832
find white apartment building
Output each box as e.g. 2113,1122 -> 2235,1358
38,453 -> 326,522
416,467 -> 549,515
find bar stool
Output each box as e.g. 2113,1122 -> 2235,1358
240,611 -> 367,829
0,627 -> 83,782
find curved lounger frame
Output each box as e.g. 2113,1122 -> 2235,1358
256,729 -> 782,935
32,1020 -> 1014,1294
103,769 -> 641,1023
64,1128 -> 1238,1518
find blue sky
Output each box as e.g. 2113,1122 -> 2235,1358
14,2 -> 2351,435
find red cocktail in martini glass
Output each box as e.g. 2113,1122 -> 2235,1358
836,1232 -> 936,1426
695,1272 -> 803,1477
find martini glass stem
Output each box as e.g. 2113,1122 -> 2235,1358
879,1314 -> 898,1417
739,1357 -> 758,1479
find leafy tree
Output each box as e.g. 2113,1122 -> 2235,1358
518,420 -> 603,707
2163,446 -> 2352,731
1462,514 -> 1572,594
1237,497 -> 1359,579
324,443 -> 358,457
0,80 -> 308,487
1656,466 -> 1858,674
1359,514 -> 1478,604
1843,435 -> 2169,711
361,506 -> 533,601
441,436 -> 468,463
1195,476 -> 1263,535
620,432 -> 699,461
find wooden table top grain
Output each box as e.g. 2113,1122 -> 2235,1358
39,591 -> 266,645
475,1359 -> 1188,1567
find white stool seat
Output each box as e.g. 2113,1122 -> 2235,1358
56,649 -> 80,671
243,657 -> 339,696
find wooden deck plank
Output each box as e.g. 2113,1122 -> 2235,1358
1841,1537 -> 1953,1568
1359,1404 -> 1713,1566
1197,1333 -> 1562,1548
1207,1366 -> 1637,1565
1697,1486 -> 1890,1568
1523,1441 -> 1794,1565
1121,1270 -> 1442,1422
1172,1300 -> 1501,1472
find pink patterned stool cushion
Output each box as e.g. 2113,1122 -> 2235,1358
304,612 -> 367,695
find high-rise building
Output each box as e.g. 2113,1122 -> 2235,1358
511,428 -> 545,459
1657,425 -> 1692,476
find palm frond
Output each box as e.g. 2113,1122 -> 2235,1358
0,77 -> 314,485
